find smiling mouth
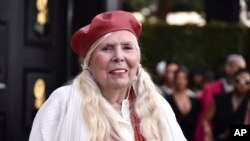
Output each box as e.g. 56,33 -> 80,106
109,69 -> 128,74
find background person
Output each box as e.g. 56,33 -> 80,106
165,66 -> 200,141
161,59 -> 180,96
195,54 -> 247,141
203,68 -> 250,141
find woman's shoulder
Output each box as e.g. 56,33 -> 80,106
190,96 -> 200,104
214,92 -> 231,101
156,93 -> 171,107
155,93 -> 187,141
155,93 -> 176,118
37,84 -> 72,120
47,85 -> 72,102
29,84 -> 73,141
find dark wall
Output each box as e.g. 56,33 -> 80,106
0,0 -> 67,140
73,0 -> 105,32
68,0 -> 106,77
0,0 -> 107,140
205,0 -> 240,23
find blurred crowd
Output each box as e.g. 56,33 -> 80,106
156,54 -> 250,141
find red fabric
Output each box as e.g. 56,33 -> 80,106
128,88 -> 145,141
194,80 -> 223,141
71,11 -> 142,57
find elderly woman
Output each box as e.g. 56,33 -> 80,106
29,11 -> 186,141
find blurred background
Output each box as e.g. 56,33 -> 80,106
0,0 -> 250,140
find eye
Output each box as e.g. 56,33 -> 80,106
123,44 -> 133,50
101,45 -> 113,51
235,79 -> 240,84
246,81 -> 250,85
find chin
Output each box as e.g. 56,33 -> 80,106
111,81 -> 130,89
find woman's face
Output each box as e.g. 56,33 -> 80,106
234,72 -> 250,95
89,30 -> 140,91
175,71 -> 188,91
164,63 -> 179,84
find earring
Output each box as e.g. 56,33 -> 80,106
136,64 -> 142,75
138,63 -> 142,68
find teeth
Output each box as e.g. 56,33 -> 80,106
112,70 -> 126,73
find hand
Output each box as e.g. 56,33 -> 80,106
204,133 -> 213,141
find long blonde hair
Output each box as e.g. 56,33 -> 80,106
78,32 -> 167,141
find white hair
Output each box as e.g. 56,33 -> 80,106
226,54 -> 245,64
78,31 -> 167,141
225,54 -> 246,70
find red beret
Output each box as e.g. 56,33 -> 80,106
71,10 -> 142,57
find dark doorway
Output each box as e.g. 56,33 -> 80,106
0,0 -> 108,140
0,0 -> 68,140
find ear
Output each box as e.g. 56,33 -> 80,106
136,63 -> 142,74
88,65 -> 92,75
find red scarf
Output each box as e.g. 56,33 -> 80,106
128,88 -> 146,141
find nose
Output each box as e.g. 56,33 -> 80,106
112,47 -> 124,63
